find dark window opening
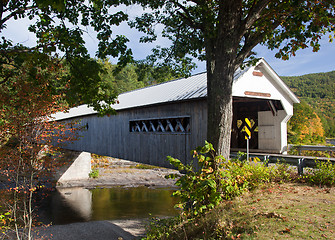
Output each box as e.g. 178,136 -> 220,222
130,117 -> 190,133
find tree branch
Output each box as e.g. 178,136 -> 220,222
243,0 -> 271,31
171,0 -> 204,31
0,1 -> 4,28
0,5 -> 35,29
236,20 -> 282,67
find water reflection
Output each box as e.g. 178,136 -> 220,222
90,187 -> 179,221
39,187 -> 178,225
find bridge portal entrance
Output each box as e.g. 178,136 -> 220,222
231,97 -> 284,151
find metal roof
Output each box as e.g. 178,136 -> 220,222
52,58 -> 298,121
52,68 -> 248,121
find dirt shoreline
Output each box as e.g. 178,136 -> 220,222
56,157 -> 181,189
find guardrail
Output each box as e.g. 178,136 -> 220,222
289,145 -> 335,155
230,152 -> 335,175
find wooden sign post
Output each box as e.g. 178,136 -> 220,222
244,118 -> 252,160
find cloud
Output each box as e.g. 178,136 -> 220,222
3,6 -> 334,77
255,36 -> 335,76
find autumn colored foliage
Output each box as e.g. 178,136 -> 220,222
283,71 -> 335,138
0,58 -> 79,239
288,100 -> 325,144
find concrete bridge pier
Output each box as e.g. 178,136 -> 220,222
53,151 -> 91,186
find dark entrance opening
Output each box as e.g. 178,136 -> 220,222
231,97 -> 283,150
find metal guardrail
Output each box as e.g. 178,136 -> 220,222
230,152 -> 335,175
290,145 -> 335,155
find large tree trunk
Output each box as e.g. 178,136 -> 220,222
206,57 -> 235,160
206,2 -> 242,160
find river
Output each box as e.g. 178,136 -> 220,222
39,186 -> 179,225
1,186 -> 179,226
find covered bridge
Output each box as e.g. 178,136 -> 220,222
53,59 -> 300,167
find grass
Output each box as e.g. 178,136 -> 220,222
146,182 -> 335,239
131,163 -> 161,170
231,183 -> 335,239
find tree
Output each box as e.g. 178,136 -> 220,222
0,2 -> 125,236
0,0 -> 133,115
99,61 -> 145,96
288,100 -> 325,144
0,58 -> 80,239
135,60 -> 190,85
131,0 -> 335,159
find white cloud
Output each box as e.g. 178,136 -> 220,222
2,7 -> 334,77
255,35 -> 335,76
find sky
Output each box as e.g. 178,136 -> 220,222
3,12 -> 335,77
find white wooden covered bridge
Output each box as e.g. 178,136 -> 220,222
53,59 -> 300,167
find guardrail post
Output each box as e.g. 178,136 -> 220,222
298,158 -> 305,175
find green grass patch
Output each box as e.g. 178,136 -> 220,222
131,163 -> 161,170
145,183 -> 335,239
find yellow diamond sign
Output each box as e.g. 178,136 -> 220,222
244,118 -> 251,140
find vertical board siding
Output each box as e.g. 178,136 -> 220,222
61,99 -> 207,167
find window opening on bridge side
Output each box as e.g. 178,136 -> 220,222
129,117 -> 191,133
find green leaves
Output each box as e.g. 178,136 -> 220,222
167,141 -> 300,218
1,0 -> 135,115
166,141 -> 224,217
35,0 -> 66,11
303,160 -> 335,187
131,0 -> 335,68
0,209 -> 13,233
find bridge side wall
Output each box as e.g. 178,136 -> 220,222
258,110 -> 289,153
61,100 -> 207,167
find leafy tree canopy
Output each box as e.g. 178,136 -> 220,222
131,0 -> 335,69
0,0 -> 133,115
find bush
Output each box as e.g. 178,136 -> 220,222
303,160 -> 335,186
0,209 -> 13,236
166,141 -> 224,217
89,168 -> 99,178
166,142 -> 294,217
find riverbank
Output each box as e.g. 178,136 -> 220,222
56,156 -> 180,189
145,182 -> 335,239
1,155 -> 180,240
41,157 -> 180,239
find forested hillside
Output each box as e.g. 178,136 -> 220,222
282,71 -> 335,141
99,61 -> 183,95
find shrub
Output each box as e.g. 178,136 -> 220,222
166,142 -> 291,217
303,160 -> 335,186
89,168 -> 99,178
270,161 -> 297,183
166,141 -> 224,217
0,209 -> 13,236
